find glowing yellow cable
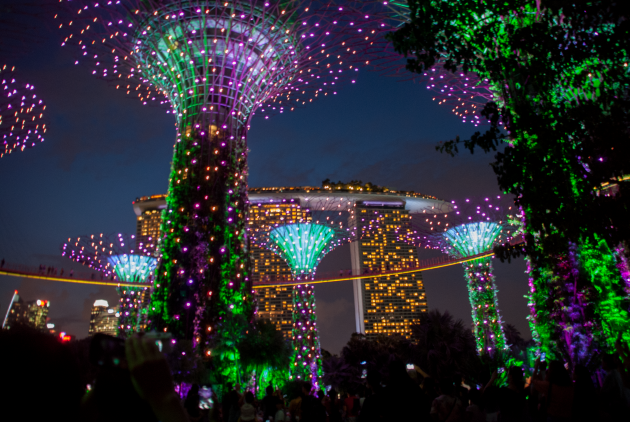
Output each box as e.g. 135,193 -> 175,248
0,270 -> 149,288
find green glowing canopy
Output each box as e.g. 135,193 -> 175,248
267,223 -> 342,277
443,222 -> 503,258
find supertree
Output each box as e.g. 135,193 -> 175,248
56,0 -> 365,367
1,65 -> 47,158
61,233 -> 158,336
401,197 -> 514,356
250,221 -> 352,388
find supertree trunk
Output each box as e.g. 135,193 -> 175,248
291,281 -> 322,389
463,257 -> 507,355
149,117 -> 253,358
118,286 -> 152,337
528,244 -> 602,372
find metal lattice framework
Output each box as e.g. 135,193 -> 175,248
402,196 -> 515,355
1,65 -> 47,158
61,233 -> 157,336
56,1 -> 367,367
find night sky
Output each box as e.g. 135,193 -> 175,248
0,26 -> 529,354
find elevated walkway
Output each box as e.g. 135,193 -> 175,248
0,249 -> 496,289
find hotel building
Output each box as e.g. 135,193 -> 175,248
350,203 -> 428,339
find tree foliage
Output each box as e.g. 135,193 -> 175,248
410,309 -> 479,380
388,0 -> 630,355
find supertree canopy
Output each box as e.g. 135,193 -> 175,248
56,0 -> 365,366
61,233 -> 158,336
1,65 -> 47,158
403,197 -> 514,355
333,0 -> 495,126
252,222 -> 350,388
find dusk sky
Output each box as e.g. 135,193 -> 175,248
0,23 -> 528,354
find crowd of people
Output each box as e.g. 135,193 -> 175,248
3,326 -> 630,422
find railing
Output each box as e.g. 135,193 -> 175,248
251,250 -> 497,288
0,263 -> 148,288
0,241 -> 522,289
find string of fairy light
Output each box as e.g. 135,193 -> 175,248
55,0 -> 379,382
325,0 -> 495,126
252,222 -> 351,388
61,233 -> 157,336
401,197 -> 514,355
0,65 -> 47,158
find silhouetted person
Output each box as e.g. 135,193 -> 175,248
532,359 -> 574,422
600,353 -> 630,420
184,384 -> 201,421
300,382 -> 326,422
572,365 -> 597,422
262,385 -> 278,422
1,258 -> 5,268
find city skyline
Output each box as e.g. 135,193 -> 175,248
0,32 -> 528,354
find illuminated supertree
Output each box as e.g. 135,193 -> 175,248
61,233 -> 158,336
56,0 -> 366,367
1,65 -> 47,158
251,221 -> 351,388
402,197 -> 514,355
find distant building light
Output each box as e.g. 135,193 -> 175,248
94,300 -> 109,307
47,323 -> 55,329
107,309 -> 114,314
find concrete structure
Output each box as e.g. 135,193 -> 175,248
349,204 -> 428,338
132,194 -> 166,252
133,186 -> 451,339
89,300 -> 109,335
248,202 -> 311,338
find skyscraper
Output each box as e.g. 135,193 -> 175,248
350,204 -> 428,339
89,300 -> 110,335
93,307 -> 119,336
2,291 -> 50,330
132,195 -> 166,252
248,201 -> 311,338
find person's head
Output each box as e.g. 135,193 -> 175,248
468,388 -> 481,406
422,377 -> 437,396
301,381 -> 312,396
317,389 -> 325,400
245,391 -> 255,404
439,379 -> 455,397
188,383 -> 200,396
266,385 -> 274,396
602,353 -> 620,371
0,327 -> 84,422
547,360 -> 572,387
573,364 -> 593,384
347,387 -> 357,396
508,366 -> 524,390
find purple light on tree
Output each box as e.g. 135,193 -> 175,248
55,0 -> 368,363
337,0 -> 495,126
61,233 -> 158,337
1,65 -> 47,158
401,196 -> 514,355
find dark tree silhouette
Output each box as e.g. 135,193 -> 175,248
410,309 -> 478,380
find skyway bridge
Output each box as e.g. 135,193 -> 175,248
0,250 -> 496,289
